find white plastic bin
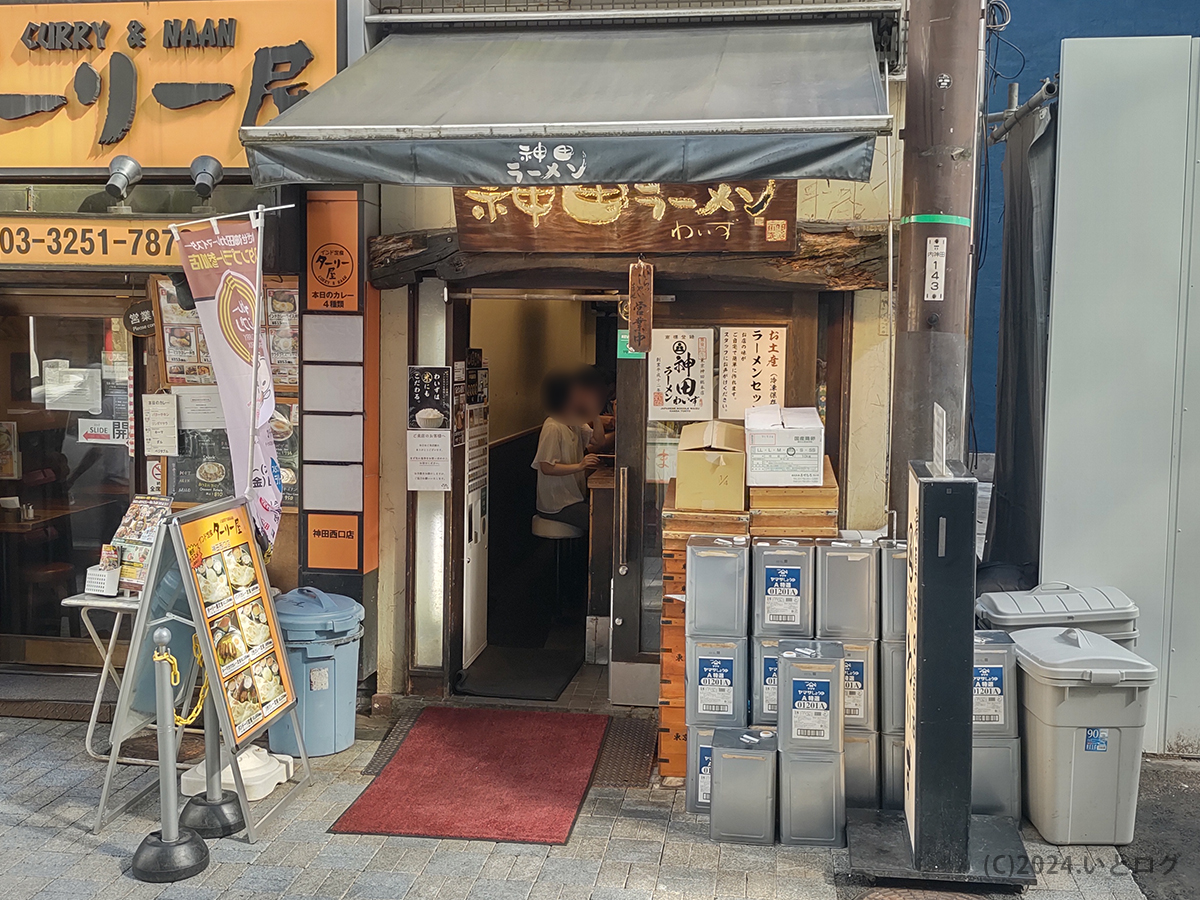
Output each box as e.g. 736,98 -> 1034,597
1010,627 -> 1157,845
977,583 -> 1140,648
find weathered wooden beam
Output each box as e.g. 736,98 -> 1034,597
368,225 -> 889,292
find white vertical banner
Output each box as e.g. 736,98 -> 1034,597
718,326 -> 787,420
174,214 -> 283,547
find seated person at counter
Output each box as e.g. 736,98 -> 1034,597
562,365 -> 616,454
532,371 -> 601,532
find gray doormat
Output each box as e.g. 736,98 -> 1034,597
589,715 -> 657,789
362,705 -> 656,789
0,671 -> 115,702
0,671 -> 116,722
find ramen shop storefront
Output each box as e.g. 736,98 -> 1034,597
241,18 -> 893,701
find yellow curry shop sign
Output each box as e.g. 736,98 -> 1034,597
0,0 -> 339,175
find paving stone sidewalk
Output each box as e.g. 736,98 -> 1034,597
0,716 -> 1145,900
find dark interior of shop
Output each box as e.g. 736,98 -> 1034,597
453,300 -> 618,701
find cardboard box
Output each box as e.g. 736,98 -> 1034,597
674,421 -> 746,511
744,406 -> 825,487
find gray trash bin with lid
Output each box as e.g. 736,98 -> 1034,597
268,587 -> 365,758
1010,627 -> 1157,845
977,583 -> 1140,648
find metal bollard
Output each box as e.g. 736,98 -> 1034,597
179,690 -> 245,837
131,627 -> 211,883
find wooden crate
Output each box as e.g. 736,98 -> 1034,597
662,478 -> 751,535
663,571 -> 687,591
658,705 -> 687,777
662,596 -> 685,621
659,672 -> 685,707
661,508 -> 750,536
750,524 -> 839,538
662,555 -> 687,578
749,457 -> 839,509
660,617 -> 685,676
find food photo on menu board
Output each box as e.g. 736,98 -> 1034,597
178,502 -> 293,740
168,430 -> 235,504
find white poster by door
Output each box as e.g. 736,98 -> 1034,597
648,329 -> 713,421
142,394 -> 179,457
407,429 -> 452,491
718,327 -> 787,420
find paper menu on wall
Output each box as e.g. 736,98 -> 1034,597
718,327 -> 786,420
173,386 -> 226,430
143,394 -> 179,456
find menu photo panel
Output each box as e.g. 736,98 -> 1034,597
173,498 -> 295,747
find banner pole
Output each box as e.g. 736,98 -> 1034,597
245,205 -> 266,501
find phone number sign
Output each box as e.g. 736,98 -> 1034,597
0,216 -> 179,268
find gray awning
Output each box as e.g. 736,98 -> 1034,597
241,23 -> 891,187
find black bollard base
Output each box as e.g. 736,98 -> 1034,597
131,827 -> 210,883
180,790 -> 245,838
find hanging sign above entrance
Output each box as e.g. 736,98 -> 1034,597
627,260 -> 654,353
453,181 -> 798,254
0,0 -> 339,174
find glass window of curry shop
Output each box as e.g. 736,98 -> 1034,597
0,291 -> 145,663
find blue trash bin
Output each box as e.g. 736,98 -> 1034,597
268,587 -> 365,758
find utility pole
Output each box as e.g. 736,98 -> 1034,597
889,0 -> 987,515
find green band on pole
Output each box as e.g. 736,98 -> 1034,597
899,214 -> 973,227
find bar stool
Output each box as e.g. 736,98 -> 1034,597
532,515 -> 584,618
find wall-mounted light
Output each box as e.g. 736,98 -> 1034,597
189,155 -> 223,199
105,155 -> 142,201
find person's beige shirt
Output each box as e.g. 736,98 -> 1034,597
531,417 -> 592,513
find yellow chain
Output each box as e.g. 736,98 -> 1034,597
152,634 -> 210,728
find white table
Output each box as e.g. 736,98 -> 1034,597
60,592 -> 150,764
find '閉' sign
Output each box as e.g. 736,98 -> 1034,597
453,181 -> 798,254
0,0 -> 339,173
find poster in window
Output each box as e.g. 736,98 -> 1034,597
648,329 -> 713,422
177,502 -> 294,744
718,327 -> 787,420
168,430 -> 235,504
408,366 -> 452,430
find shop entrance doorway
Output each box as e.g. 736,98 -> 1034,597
451,291 -> 614,701
442,286 -> 849,706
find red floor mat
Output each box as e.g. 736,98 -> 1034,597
331,706 -> 609,844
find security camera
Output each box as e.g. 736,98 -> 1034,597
189,155 -> 224,199
105,155 -> 142,200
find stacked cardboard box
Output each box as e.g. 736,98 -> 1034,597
749,457 -> 839,538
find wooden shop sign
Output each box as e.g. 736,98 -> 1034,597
453,180 -> 798,254
0,0 -> 339,174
